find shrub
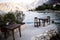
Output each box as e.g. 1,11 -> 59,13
3,12 -> 16,24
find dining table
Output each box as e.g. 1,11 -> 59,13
39,18 -> 48,27
1,23 -> 22,40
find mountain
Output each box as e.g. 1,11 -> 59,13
0,0 -> 49,12
45,0 -> 60,5
0,2 -> 33,12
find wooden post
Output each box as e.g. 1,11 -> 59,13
52,20 -> 54,24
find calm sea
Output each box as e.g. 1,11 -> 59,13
23,11 -> 60,32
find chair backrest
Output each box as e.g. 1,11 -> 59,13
47,16 -> 50,20
34,17 -> 38,22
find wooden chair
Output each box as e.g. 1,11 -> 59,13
47,16 -> 50,25
34,17 -> 39,27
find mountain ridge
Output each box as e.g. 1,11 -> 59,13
0,2 -> 32,12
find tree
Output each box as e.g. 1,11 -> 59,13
35,5 -> 46,11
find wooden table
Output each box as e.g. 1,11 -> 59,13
3,24 -> 21,40
39,18 -> 48,26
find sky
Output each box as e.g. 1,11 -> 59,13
0,0 -> 60,12
0,0 -> 49,11
0,0 -> 36,4
0,0 -> 60,11
0,0 -> 49,4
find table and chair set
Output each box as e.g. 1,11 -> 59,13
34,16 -> 51,27
0,15 -> 55,40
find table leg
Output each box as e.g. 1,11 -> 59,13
4,31 -> 7,40
43,22 -> 45,27
49,21 -> 50,25
39,21 -> 41,26
18,27 -> 21,37
12,30 -> 15,40
43,20 -> 45,27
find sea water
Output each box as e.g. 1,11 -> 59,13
23,11 -> 60,24
23,11 -> 60,32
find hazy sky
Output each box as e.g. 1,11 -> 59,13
0,0 -> 36,4
0,0 -> 48,4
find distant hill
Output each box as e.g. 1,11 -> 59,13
34,3 -> 60,11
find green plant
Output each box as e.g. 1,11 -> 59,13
0,15 -> 4,26
0,15 -> 3,21
3,12 -> 16,24
16,11 -> 25,24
